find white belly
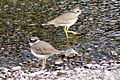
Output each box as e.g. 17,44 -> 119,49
31,49 -> 49,59
54,18 -> 78,29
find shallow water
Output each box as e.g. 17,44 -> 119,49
0,0 -> 120,67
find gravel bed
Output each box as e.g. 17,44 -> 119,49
0,61 -> 120,80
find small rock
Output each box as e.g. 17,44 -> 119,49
11,66 -> 22,71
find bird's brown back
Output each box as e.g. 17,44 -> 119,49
48,13 -> 78,25
31,41 -> 62,55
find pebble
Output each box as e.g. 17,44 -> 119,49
1,62 -> 119,80
64,48 -> 79,57
11,66 -> 22,71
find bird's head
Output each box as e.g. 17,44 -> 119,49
72,7 -> 81,16
29,37 -> 40,46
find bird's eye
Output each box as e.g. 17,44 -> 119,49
77,11 -> 79,12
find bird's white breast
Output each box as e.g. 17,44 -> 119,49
66,18 -> 78,27
31,49 -> 47,59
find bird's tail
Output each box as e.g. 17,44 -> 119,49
55,50 -> 65,54
41,23 -> 49,26
42,20 -> 54,26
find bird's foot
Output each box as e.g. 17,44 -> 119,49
72,32 -> 78,35
67,30 -> 78,35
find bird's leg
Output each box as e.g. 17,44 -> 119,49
64,27 -> 69,42
66,27 -> 78,42
64,27 -> 70,48
41,59 -> 46,69
64,27 -> 68,40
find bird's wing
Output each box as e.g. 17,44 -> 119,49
32,41 -> 62,55
48,13 -> 77,24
